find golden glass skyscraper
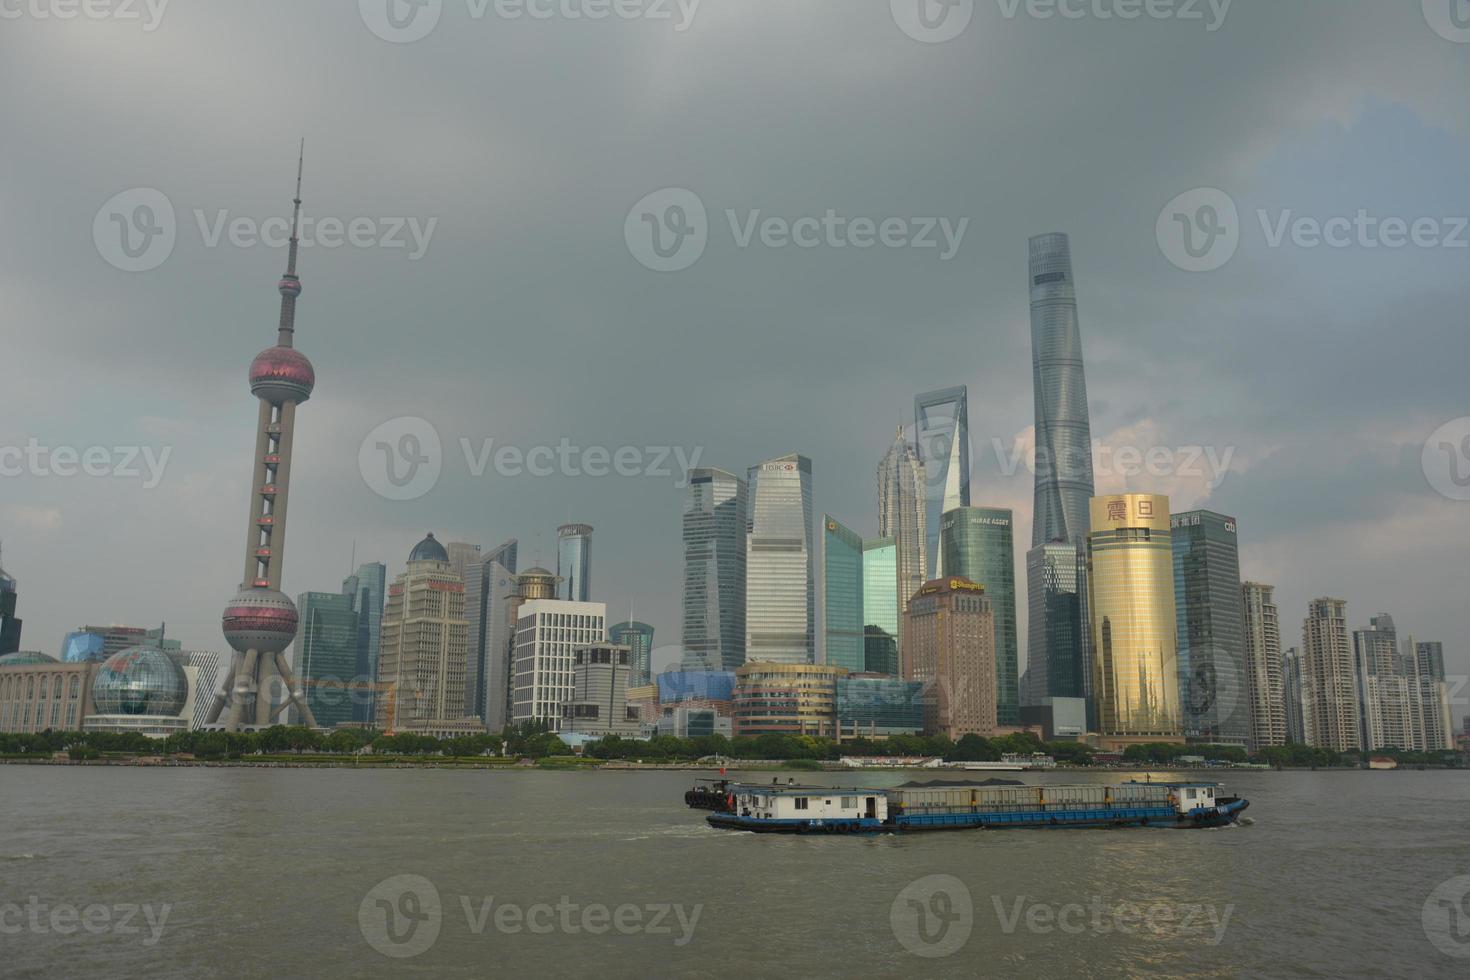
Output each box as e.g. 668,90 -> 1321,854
1086,494 -> 1183,747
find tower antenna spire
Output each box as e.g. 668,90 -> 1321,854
278,140 -> 305,346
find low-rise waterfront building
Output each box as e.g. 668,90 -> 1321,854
732,661 -> 845,737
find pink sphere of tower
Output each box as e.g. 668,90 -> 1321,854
221,587 -> 299,655
249,345 -> 315,404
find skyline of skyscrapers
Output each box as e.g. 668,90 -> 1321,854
682,468 -> 748,671
745,454 -> 815,665
914,387 -> 970,577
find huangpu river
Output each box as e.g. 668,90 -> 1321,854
2,766 -> 1468,978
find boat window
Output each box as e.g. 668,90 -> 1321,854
794,798 -> 809,810
841,797 -> 857,809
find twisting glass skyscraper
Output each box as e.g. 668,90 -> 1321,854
682,468 -> 748,670
915,388 -> 971,576
877,428 -> 927,618
746,454 -> 814,665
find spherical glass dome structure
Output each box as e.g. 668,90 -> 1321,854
91,647 -> 188,717
0,651 -> 56,667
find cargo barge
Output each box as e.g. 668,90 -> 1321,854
705,780 -> 1248,833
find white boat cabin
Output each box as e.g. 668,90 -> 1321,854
1170,784 -> 1219,813
733,786 -> 888,822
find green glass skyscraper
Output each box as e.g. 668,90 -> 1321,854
608,621 -> 656,687
1172,510 -> 1249,747
861,537 -> 899,676
821,516 -> 865,673
293,591 -> 360,728
939,507 -> 1019,725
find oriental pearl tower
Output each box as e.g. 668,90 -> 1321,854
206,147 -> 319,730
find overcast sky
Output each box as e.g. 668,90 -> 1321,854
3,0 -> 1468,716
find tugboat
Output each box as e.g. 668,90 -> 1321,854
705,780 -> 1249,834
683,777 -> 734,812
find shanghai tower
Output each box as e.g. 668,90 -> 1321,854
1029,233 -> 1095,547
206,148 -> 320,731
1023,233 -> 1096,711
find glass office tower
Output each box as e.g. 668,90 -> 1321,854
293,591 -> 360,728
1029,233 -> 1096,549
861,537 -> 900,676
1171,510 -> 1249,747
877,428 -> 927,619
608,621 -> 656,687
1024,542 -> 1089,706
556,524 -> 593,602
682,468 -> 748,670
745,454 -> 815,664
821,516 -> 865,673
1087,494 -> 1183,746
939,506 -> 1019,726
915,387 -> 971,576
343,561 -> 386,724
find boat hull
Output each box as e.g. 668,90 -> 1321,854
706,798 -> 1249,834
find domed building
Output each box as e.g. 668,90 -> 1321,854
0,651 -> 56,667
408,532 -> 449,564
83,646 -> 193,738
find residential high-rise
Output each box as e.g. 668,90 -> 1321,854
903,577 -> 997,740
291,592 -> 359,729
342,561 -> 386,724
1241,582 -> 1287,750
1023,541 -> 1088,706
939,507 -> 1019,726
1086,494 -> 1183,748
682,468 -> 748,671
1412,641 -> 1454,751
1283,647 -> 1307,744
861,537 -> 900,676
376,534 -> 473,732
1171,510 -> 1249,747
556,524 -> 593,602
560,643 -> 641,737
1353,613 -> 1413,751
877,428 -> 927,625
511,597 -> 606,730
1301,598 -> 1361,753
914,388 -> 970,576
0,554 -> 20,656
821,516 -> 866,673
210,151 -> 320,731
607,621 -> 655,687
1029,232 -> 1096,549
745,454 -> 815,665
